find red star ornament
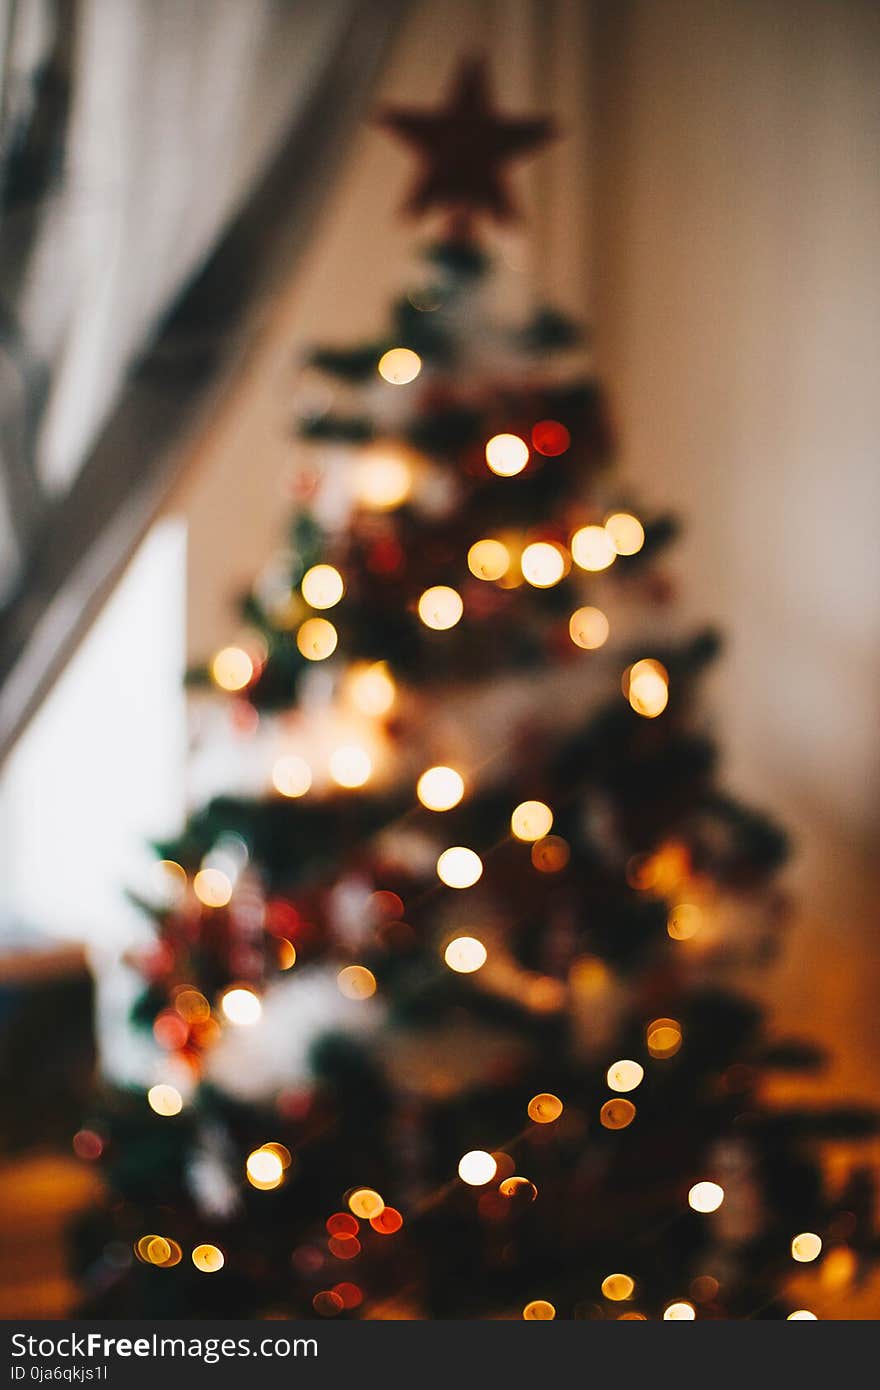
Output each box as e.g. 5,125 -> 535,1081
378,56 -> 555,224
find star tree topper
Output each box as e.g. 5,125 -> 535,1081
378,57 -> 555,226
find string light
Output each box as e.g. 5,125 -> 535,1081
520,541 -> 566,588
348,1188 -> 385,1220
147,1084 -> 183,1117
668,903 -> 702,940
192,1244 -> 224,1273
174,989 -> 210,1023
569,606 -> 609,650
527,1093 -> 563,1124
348,662 -> 396,716
220,986 -> 262,1026
437,847 -> 483,889
152,858 -> 187,903
301,564 -> 344,609
418,585 -> 463,630
511,800 -> 554,842
607,1060 -> 644,1093
664,1302 -> 696,1320
211,646 -> 254,692
688,1182 -> 725,1213
296,617 -> 338,661
444,937 -> 487,973
787,1311 -> 819,1320
272,754 -> 312,798
522,1300 -> 556,1320
337,965 -> 377,1000
600,1098 -> 636,1129
601,1274 -> 635,1301
467,538 -> 510,580
329,744 -> 372,788
605,512 -> 645,555
647,1018 -> 682,1059
531,836 -> 570,872
485,433 -> 529,477
624,658 -> 669,718
458,1151 -> 497,1186
193,868 -> 232,908
791,1233 -> 822,1263
531,420 -> 570,456
378,347 -> 421,384
246,1147 -> 285,1191
370,1207 -> 403,1234
353,447 -> 413,510
417,765 -> 464,811
571,525 -> 616,572
500,1176 -> 538,1202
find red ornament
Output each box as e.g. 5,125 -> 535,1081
378,57 -> 554,225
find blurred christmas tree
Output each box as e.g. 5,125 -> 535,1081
74,60 -> 877,1321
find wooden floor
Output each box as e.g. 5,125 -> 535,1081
0,1152 -> 102,1319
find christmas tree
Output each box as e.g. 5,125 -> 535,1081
75,61 -> 877,1322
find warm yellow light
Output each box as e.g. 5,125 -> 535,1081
278,939 -> 297,970
193,868 -> 233,908
211,645 -> 254,692
329,744 -> 372,788
668,903 -> 702,940
337,965 -> 377,1000
301,564 -> 344,610
527,1093 -> 563,1124
378,347 -> 422,384
569,606 -> 609,650
437,846 -> 483,889
511,800 -> 553,842
417,765 -> 464,811
348,1188 -> 385,1219
664,1301 -> 696,1320
272,754 -> 312,798
688,1181 -> 725,1213
349,662 -> 396,717
791,1233 -> 822,1263
192,1244 -> 224,1273
147,1084 -> 183,1117
246,1147 -> 284,1190
467,538 -> 510,581
444,937 -> 487,974
605,512 -> 645,556
625,658 -> 669,718
520,542 -> 566,588
647,1017 -> 683,1059
531,836 -> 570,873
485,433 -> 529,477
787,1310 -> 818,1320
522,1300 -> 556,1320
296,617 -> 338,661
418,585 -> 463,630
607,1060 -> 644,1093
353,448 -> 413,510
602,1273 -> 635,1302
458,1150 -> 497,1186
571,525 -> 616,572
153,859 -> 187,903
220,986 -> 262,1026
600,1098 -> 636,1129
174,989 -> 210,1023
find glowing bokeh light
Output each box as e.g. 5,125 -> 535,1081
522,1300 -> 556,1320
569,606 -> 610,650
605,512 -> 645,556
531,420 -> 570,456
378,347 -> 421,385
458,1151 -> 497,1186
301,564 -> 344,610
467,538 -> 510,581
600,1098 -> 636,1129
531,836 -> 570,872
329,744 -> 372,788
602,1274 -> 635,1302
211,646 -> 254,692
417,766 -> 464,811
337,965 -> 377,1000
418,585 -> 463,630
349,662 -> 396,717
511,800 -> 554,842
688,1182 -> 725,1213
606,1060 -> 644,1093
571,525 -> 616,572
296,617 -> 338,661
520,542 -> 566,588
787,1310 -> 819,1320
444,936 -> 487,974
667,903 -> 702,941
192,1244 -> 224,1273
664,1302 -> 696,1320
485,433 -> 529,477
437,847 -> 483,889
527,1093 -> 564,1124
370,1207 -> 403,1235
353,449 -> 412,510
272,754 -> 312,798
791,1233 -> 823,1263
193,868 -> 232,908
246,1147 -> 284,1191
220,987 -> 262,1026
348,1188 -> 385,1220
625,658 -> 669,718
147,1084 -> 183,1117
647,1018 -> 683,1059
